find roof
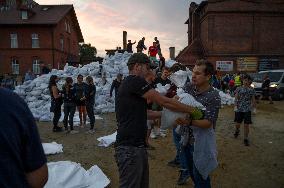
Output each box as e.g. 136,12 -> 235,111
0,3 -> 84,42
0,4 -> 72,25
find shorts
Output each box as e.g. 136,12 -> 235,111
147,120 -> 153,130
76,99 -> 86,106
262,89 -> 270,98
235,111 -> 252,124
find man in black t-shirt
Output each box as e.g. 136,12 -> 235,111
0,88 -> 48,188
114,53 -> 197,188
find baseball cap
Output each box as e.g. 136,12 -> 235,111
127,53 -> 150,66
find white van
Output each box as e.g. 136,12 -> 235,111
251,69 -> 284,100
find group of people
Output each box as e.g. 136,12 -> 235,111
127,36 -> 165,71
48,74 -> 96,133
114,53 -> 221,188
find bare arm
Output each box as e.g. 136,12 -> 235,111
26,164 -> 48,188
143,89 -> 194,114
176,117 -> 212,129
147,110 -> 161,120
51,86 -> 60,99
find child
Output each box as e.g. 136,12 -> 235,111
85,76 -> 96,133
234,74 -> 256,146
62,77 -> 78,134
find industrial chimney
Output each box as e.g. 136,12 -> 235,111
123,31 -> 127,50
169,47 -> 175,60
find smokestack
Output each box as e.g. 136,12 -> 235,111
123,31 -> 127,50
169,47 -> 175,60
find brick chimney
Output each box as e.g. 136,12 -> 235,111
169,47 -> 175,60
123,31 -> 127,50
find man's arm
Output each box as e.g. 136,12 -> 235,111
26,164 -> 48,188
143,89 -> 194,114
147,110 -> 161,120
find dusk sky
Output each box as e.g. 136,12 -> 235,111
37,0 -> 202,59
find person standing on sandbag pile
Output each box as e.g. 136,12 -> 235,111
0,88 -> 48,187
114,53 -> 197,188
62,77 -> 78,134
49,75 -> 63,132
176,59 -> 221,188
127,40 -> 136,53
85,76 -> 96,133
136,37 -> 147,53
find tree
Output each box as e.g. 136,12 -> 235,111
79,43 -> 97,64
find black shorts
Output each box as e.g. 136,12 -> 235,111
235,111 -> 252,124
76,99 -> 86,106
262,89 -> 270,98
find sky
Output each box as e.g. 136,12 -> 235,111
37,0 -> 202,59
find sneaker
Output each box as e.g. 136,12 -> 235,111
234,130 -> 240,138
150,131 -> 157,139
177,170 -> 190,185
167,158 -> 180,168
244,139 -> 250,146
70,130 -> 79,134
53,127 -> 63,132
159,132 -> 167,138
86,129 -> 95,134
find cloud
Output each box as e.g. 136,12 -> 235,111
37,0 -> 200,59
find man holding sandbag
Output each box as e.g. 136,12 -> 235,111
176,59 -> 221,188
114,53 -> 198,188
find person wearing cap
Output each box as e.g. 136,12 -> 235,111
127,40 -> 136,53
114,53 -> 197,188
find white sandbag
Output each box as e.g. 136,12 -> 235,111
169,70 -> 189,88
44,161 -> 110,188
155,84 -> 171,95
42,142 -> 63,155
97,131 -> 117,147
160,108 -> 186,129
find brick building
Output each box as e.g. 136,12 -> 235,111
176,0 -> 284,72
0,0 -> 84,76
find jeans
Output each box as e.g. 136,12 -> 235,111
180,144 -> 194,180
172,127 -> 181,162
86,102 -> 95,129
114,145 -> 149,188
63,102 -> 76,130
53,102 -> 61,128
193,163 -> 211,188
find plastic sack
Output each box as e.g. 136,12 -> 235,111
42,142 -> 63,155
44,161 -> 110,188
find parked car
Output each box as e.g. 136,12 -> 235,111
251,69 -> 284,100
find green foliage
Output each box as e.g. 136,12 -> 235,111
79,43 -> 97,64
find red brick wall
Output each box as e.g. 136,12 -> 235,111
0,11 -> 81,76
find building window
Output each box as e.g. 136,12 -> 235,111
67,23 -> 71,33
11,59 -> 19,75
65,20 -> 68,32
10,33 -> 18,48
32,59 -> 41,74
31,33 -> 39,48
60,37 -> 64,51
21,11 -> 28,19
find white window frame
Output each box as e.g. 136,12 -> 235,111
31,33 -> 39,48
65,20 -> 68,32
21,11 -> 28,20
32,59 -> 41,74
67,23 -> 71,33
10,33 -> 18,48
11,59 -> 19,75
60,37 -> 64,51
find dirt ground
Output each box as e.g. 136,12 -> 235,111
38,101 -> 284,188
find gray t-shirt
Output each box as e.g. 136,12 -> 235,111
235,86 -> 255,112
184,83 -> 221,180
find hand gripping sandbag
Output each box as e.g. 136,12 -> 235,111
160,93 -> 205,129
